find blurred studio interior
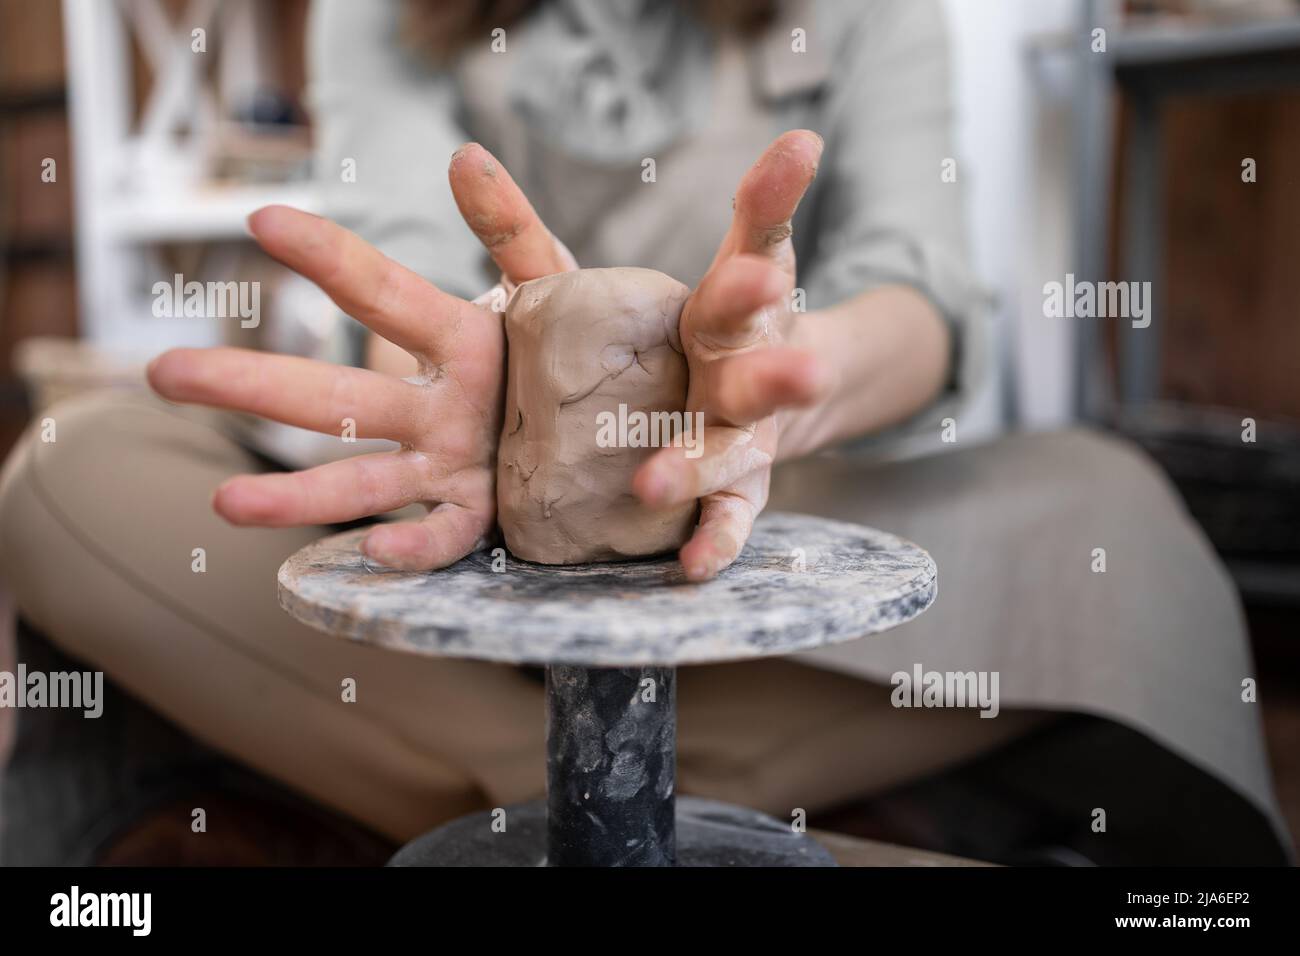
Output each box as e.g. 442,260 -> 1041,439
0,0 -> 1297,867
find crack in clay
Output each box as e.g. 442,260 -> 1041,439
558,352 -> 636,408
660,301 -> 685,353
541,490 -> 567,519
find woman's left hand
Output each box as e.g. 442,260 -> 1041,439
632,130 -> 831,581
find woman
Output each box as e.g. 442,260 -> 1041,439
0,0 -> 1288,864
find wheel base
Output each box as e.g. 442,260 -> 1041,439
389,796 -> 838,867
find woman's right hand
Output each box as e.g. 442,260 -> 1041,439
147,143 -> 575,571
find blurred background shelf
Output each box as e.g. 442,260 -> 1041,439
104,181 -> 318,243
1110,14 -> 1300,65
60,0 -> 312,349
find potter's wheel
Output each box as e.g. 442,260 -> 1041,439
279,511 -> 935,667
278,511 -> 936,866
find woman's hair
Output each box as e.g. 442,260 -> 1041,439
402,0 -> 778,61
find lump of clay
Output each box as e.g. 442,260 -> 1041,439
497,267 -> 697,564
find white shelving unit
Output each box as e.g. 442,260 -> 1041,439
62,0 -> 318,352
102,182 -> 319,244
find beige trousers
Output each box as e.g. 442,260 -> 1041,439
0,390 -> 1043,842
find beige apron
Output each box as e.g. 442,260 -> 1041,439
458,32 -> 780,290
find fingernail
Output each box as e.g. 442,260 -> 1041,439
642,470 -> 677,506
685,555 -> 717,582
210,480 -> 237,518
636,469 -> 660,503
359,532 -> 383,561
450,142 -> 484,169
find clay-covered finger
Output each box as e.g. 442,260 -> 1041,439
712,130 -> 822,275
213,451 -> 433,527
449,143 -> 578,284
687,254 -> 787,348
246,205 -> 473,357
706,347 -> 829,425
360,502 -> 492,570
148,347 -> 432,443
632,425 -> 772,508
679,493 -> 757,582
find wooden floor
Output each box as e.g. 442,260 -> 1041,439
813,830 -> 991,867
1252,605 -> 1300,852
